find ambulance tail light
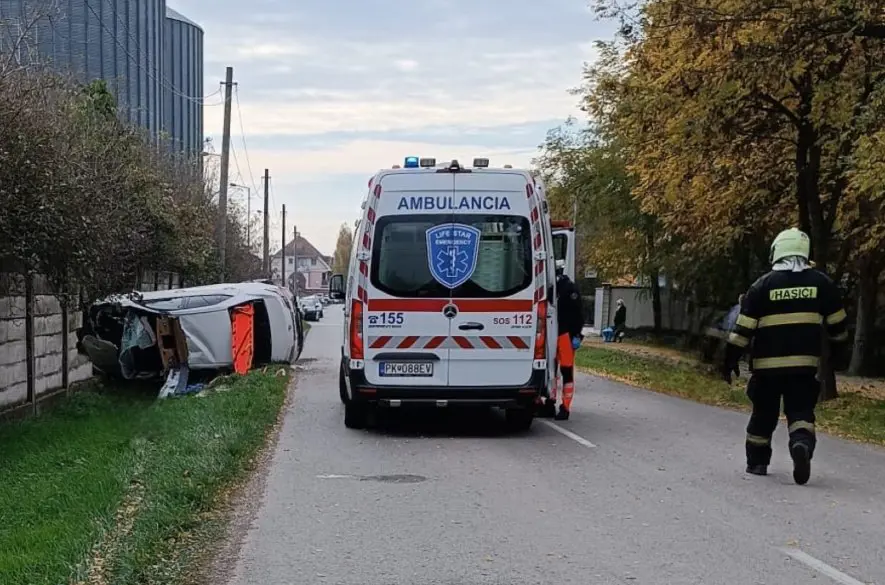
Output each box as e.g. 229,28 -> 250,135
534,301 -> 547,360
350,299 -> 365,359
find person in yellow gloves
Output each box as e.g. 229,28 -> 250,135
539,260 -> 585,420
722,228 -> 848,485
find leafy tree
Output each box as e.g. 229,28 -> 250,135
332,223 -> 353,274
581,0 -> 885,395
0,68 -> 254,305
535,120 -> 670,332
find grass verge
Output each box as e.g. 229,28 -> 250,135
576,347 -> 885,445
0,369 -> 290,585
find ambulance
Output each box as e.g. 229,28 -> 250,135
328,157 -> 576,431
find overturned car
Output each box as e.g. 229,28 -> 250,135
79,282 -> 304,394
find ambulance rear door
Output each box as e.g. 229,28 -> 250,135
445,171 -> 537,387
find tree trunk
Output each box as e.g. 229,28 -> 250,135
650,270 -> 662,335
848,263 -> 879,376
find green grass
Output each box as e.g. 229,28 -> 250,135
0,369 -> 289,585
576,347 -> 885,445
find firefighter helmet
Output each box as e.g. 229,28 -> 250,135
770,228 -> 810,264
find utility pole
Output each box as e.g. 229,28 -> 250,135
281,204 -> 287,290
263,169 -> 270,276
216,66 -> 235,282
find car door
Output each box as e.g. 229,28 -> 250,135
361,171 -> 454,387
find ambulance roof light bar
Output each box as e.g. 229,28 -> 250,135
473,157 -> 489,168
404,156 -> 419,168
419,157 -> 436,167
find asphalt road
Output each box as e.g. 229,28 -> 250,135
226,306 -> 885,585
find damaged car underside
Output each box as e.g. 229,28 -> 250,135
78,282 -> 303,396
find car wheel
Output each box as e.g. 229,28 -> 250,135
339,362 -> 349,404
344,401 -> 368,429
504,407 -> 534,433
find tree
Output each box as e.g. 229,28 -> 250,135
582,0 -> 885,396
332,223 -> 353,274
535,120 -> 671,332
0,67 -> 253,305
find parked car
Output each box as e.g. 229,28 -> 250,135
298,295 -> 324,321
79,282 -> 303,382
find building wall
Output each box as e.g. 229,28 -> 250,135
0,0 -> 203,152
163,7 -> 203,155
593,286 -> 720,335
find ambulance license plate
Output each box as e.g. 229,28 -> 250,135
379,362 -> 433,377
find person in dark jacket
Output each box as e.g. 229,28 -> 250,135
613,299 -> 627,342
723,228 -> 848,485
539,260 -> 585,420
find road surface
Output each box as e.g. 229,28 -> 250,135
225,307 -> 885,585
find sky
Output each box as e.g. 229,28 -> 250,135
169,0 -> 616,256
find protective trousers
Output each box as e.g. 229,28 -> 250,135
745,373 -> 818,467
555,333 -> 575,410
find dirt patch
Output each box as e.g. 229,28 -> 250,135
583,336 -> 885,401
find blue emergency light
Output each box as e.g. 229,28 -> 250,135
404,156 -> 419,168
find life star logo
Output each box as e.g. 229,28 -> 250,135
425,223 -> 481,289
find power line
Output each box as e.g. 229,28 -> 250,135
233,84 -> 259,194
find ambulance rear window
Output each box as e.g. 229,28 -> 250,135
371,214 -> 532,298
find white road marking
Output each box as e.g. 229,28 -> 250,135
540,420 -> 597,448
779,547 -> 867,585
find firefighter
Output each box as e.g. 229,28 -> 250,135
722,228 -> 848,485
539,260 -> 585,420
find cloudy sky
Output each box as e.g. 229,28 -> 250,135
169,0 -> 615,256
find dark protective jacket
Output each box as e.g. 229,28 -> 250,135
556,274 -> 584,339
727,268 -> 848,375
614,305 -> 627,327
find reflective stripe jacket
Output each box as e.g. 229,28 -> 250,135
727,268 -> 848,374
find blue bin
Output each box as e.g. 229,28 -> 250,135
601,327 -> 615,342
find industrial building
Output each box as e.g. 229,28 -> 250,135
0,0 -> 204,156
163,7 -> 204,156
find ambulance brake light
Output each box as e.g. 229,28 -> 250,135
404,156 -> 419,168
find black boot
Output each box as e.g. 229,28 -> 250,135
790,443 -> 811,485
537,399 -> 556,418
554,405 -> 570,421
746,464 -> 768,476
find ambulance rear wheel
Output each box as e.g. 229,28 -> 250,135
505,407 -> 534,433
344,401 -> 368,429
339,362 -> 349,404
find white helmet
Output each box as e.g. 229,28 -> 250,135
555,259 -> 566,275
770,227 -> 811,264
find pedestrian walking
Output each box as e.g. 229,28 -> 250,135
613,299 -> 627,342
722,228 -> 848,485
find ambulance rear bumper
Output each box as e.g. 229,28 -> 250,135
346,366 -> 545,407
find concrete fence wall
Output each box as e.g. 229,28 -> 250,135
0,273 -> 93,412
594,285 -> 723,335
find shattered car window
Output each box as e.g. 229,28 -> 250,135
141,294 -> 233,311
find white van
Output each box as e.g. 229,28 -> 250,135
328,157 -> 576,431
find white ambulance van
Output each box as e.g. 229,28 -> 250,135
328,157 -> 576,431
